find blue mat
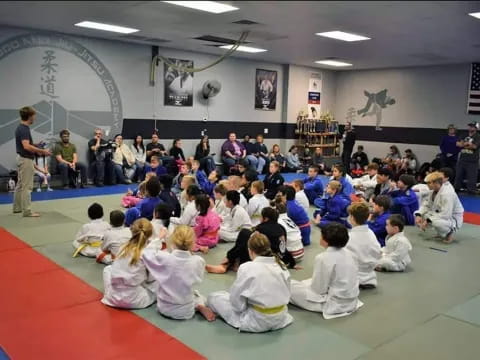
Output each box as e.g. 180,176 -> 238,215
458,194 -> 480,214
0,347 -> 10,360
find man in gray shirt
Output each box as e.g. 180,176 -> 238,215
14,106 -> 51,217
454,122 -> 480,194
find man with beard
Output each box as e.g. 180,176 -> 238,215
54,129 -> 88,189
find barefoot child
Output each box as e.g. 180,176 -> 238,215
389,174 -> 419,225
263,161 -> 285,200
101,218 -> 157,309
97,210 -> 132,264
207,232 -> 293,332
291,179 -> 310,214
170,184 -> 201,229
73,203 -> 111,257
367,195 -> 392,247
150,203 -> 173,249
213,183 -> 229,218
121,172 -> 156,208
303,165 -> 323,204
290,223 -> 363,319
278,185 -> 311,246
312,180 -> 350,229
246,180 -> 270,227
193,194 -> 221,253
345,203 -> 382,288
219,191 -> 252,242
275,200 -> 305,262
376,214 -> 412,272
142,225 -> 215,321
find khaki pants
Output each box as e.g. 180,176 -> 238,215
13,156 -> 35,216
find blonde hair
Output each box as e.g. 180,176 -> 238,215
425,171 -> 443,184
328,180 -> 341,192
248,232 -> 286,270
170,225 -> 195,251
219,179 -> 230,189
251,180 -> 264,194
228,175 -> 242,190
117,218 -> 152,266
182,175 -> 195,188
270,161 -> 280,169
214,183 -> 227,196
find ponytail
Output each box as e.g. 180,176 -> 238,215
117,218 -> 152,265
247,232 -> 287,270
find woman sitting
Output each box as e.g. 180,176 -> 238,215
285,145 -> 302,173
269,144 -> 286,172
194,135 -> 216,174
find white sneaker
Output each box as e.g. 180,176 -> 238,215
47,187 -> 53,192
36,188 -> 41,192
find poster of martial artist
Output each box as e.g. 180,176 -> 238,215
164,58 -> 194,106
356,89 -> 396,130
308,73 -> 321,118
255,69 -> 277,110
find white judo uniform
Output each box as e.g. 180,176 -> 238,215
290,247 -> 363,319
219,205 -> 252,242
345,225 -> 382,287
207,256 -> 294,333
278,213 -> 304,261
247,194 -> 270,227
72,219 -> 111,257
142,248 -> 206,319
239,191 -> 248,209
295,190 -> 310,214
412,183 -> 430,205
214,198 -> 229,218
352,174 -> 377,199
377,231 -> 412,272
414,183 -> 464,237
101,252 -> 157,309
169,200 -> 198,231
97,227 -> 132,264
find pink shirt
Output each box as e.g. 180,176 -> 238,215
232,142 -> 242,157
193,209 -> 221,248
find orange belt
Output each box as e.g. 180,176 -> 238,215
298,222 -> 310,229
204,230 -> 219,237
96,250 -> 115,263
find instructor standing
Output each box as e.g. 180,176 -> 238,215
341,122 -> 356,174
13,106 -> 51,217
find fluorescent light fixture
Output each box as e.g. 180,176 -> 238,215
163,1 -> 239,14
75,21 -> 139,34
315,60 -> 352,67
469,12 -> 480,19
315,31 -> 370,42
220,45 -> 267,53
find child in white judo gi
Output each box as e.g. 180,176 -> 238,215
414,171 -> 463,244
290,223 -> 363,319
228,175 -> 248,209
247,181 -> 270,227
150,203 -> 173,250
97,210 -> 132,264
219,191 -> 252,242
142,225 -> 215,321
207,232 -> 293,332
376,214 -> 412,272
274,200 -> 305,262
72,203 -> 110,258
213,183 -> 229,218
345,202 -> 382,288
291,179 -> 310,214
101,218 -> 157,309
169,184 -> 201,231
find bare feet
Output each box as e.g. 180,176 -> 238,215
293,265 -> 304,270
199,246 -> 209,254
205,264 -> 228,274
443,232 -> 454,244
375,265 -> 385,272
24,212 -> 40,217
196,304 -> 216,322
219,257 -> 229,266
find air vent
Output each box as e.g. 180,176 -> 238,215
120,34 -> 170,43
232,19 -> 259,25
194,35 -> 250,45
143,37 -> 171,43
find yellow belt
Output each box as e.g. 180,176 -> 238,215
72,241 -> 102,258
251,304 -> 286,314
251,214 -> 262,218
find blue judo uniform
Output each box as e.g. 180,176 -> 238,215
367,211 -> 391,247
389,189 -> 419,226
286,199 -> 311,246
303,176 -> 324,204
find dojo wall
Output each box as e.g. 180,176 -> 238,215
334,64 -> 474,164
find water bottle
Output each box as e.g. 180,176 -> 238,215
8,178 -> 15,192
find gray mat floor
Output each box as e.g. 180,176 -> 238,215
1,195 -> 480,360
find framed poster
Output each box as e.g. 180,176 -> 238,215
255,69 -> 277,110
164,58 -> 194,106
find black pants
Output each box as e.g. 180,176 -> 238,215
454,158 -> 479,192
342,150 -> 352,173
89,160 -> 113,185
57,162 -> 87,186
226,229 -> 253,266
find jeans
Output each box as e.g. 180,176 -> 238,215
246,155 -> 258,170
223,156 -> 237,168
250,156 -> 266,173
454,158 -> 479,192
134,161 -> 145,181
113,163 -> 134,184
89,160 -> 107,185
57,162 -> 87,186
200,156 -> 216,174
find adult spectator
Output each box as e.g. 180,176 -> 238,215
241,134 -> 260,170
221,132 -> 246,169
111,134 -> 134,184
146,133 -> 173,167
54,129 -> 87,189
131,134 -> 146,182
194,135 -> 216,174
341,122 -> 356,173
383,145 -> 402,173
13,106 -> 51,217
439,124 -> 460,170
350,145 -> 369,172
251,134 -> 269,174
170,139 -> 186,165
285,145 -> 302,172
399,149 -> 418,175
88,128 -> 111,187
269,144 -> 286,171
454,122 -> 480,194
311,147 -> 325,171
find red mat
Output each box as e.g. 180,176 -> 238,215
464,212 -> 480,225
0,228 -> 205,360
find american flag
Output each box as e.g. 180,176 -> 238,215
468,63 -> 480,115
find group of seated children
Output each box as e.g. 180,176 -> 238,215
69,157 -> 462,333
